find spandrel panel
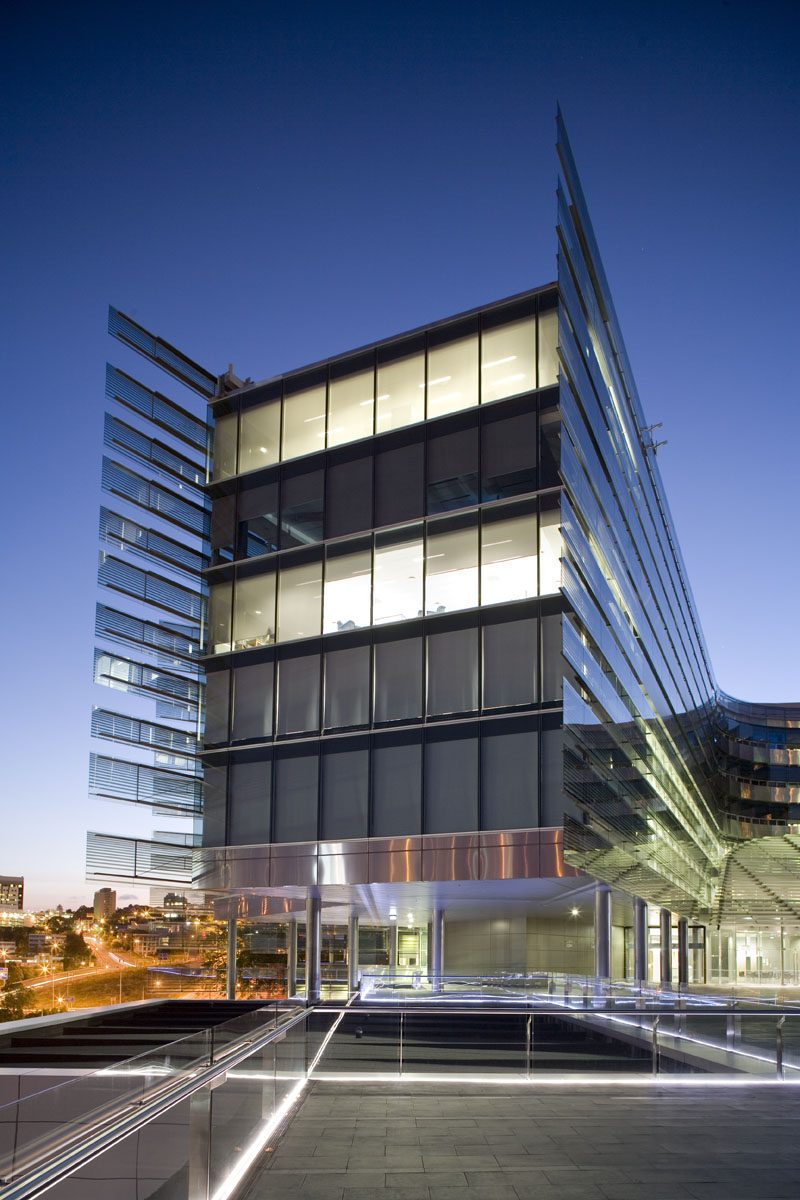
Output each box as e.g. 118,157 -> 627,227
427,627 -> 478,715
424,733 -> 478,833
277,559 -> 322,641
324,644 -> 370,729
238,481 -> 279,558
427,334 -> 478,418
376,352 -> 425,432
323,549 -> 372,633
481,407 -> 537,502
373,531 -> 423,624
481,728 -> 538,830
328,369 -> 374,446
481,513 -> 538,604
239,401 -> 280,474
538,306 -> 559,387
321,745 -> 369,839
540,509 -> 562,594
280,469 -> 324,548
208,580 -> 233,653
273,749 -> 319,842
233,573 -> 276,649
229,758 -> 272,844
277,654 -> 320,734
372,737 -> 422,836
232,661 -> 274,741
425,522 -> 478,613
483,618 -> 538,708
426,423 -> 479,514
212,412 -> 238,480
481,316 -> 536,403
282,384 -> 327,460
374,637 -> 423,722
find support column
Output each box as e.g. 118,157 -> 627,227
287,918 -> 298,997
348,916 -> 360,993
594,885 -> 611,980
306,897 -> 321,1003
660,908 -> 672,985
633,897 -> 647,983
389,922 -> 398,973
226,916 -> 237,1000
430,908 -> 444,993
677,917 -> 689,986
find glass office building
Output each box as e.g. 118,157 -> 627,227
88,115 -> 800,991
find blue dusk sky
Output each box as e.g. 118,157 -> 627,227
2,1 -> 798,908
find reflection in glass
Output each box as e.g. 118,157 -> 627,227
538,307 -> 558,387
376,353 -> 424,432
425,522 -> 478,613
208,581 -> 233,653
481,514 -> 538,604
277,560 -> 322,641
481,317 -> 536,403
539,510 -> 562,594
282,385 -> 326,460
239,402 -> 280,474
328,370 -> 374,447
212,413 -> 238,480
373,531 -> 423,624
427,335 -> 478,417
233,573 -> 276,649
323,549 -> 372,633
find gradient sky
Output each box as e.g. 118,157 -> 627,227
2,0 -> 798,908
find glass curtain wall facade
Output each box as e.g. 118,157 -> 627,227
90,117 -> 800,985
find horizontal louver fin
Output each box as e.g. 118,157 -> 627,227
102,457 -> 210,537
89,753 -> 202,814
98,552 -> 207,623
105,364 -> 209,453
91,707 -> 198,756
104,413 -> 206,492
99,508 -> 207,576
94,648 -> 201,714
86,831 -> 194,883
108,308 -> 217,397
95,603 -> 201,664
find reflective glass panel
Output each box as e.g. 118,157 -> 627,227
212,413 -> 238,480
376,352 -> 425,432
239,402 -> 280,474
277,559 -> 322,641
328,370 -> 374,447
208,580 -> 233,653
481,317 -> 536,403
323,548 -> 372,634
233,573 -> 276,649
481,513 -> 538,604
427,334 -> 478,417
373,530 -> 423,624
538,307 -> 559,387
425,521 -> 478,613
540,509 -> 562,594
277,654 -> 320,734
232,661 -> 274,741
282,384 -> 326,460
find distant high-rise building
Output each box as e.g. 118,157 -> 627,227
0,877 -> 24,913
93,888 -> 117,921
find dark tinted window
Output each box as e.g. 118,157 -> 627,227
327,450 -> 373,538
426,419 -> 479,514
372,733 -> 422,836
374,433 -> 424,527
280,467 -> 324,548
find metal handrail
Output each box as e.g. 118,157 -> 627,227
0,1007 -> 310,1200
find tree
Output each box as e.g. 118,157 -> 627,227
1,966 -> 34,1023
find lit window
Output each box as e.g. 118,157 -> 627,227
239,401 -> 280,474
276,560 -> 322,641
539,509 -> 562,594
373,530 -> 423,624
425,520 -> 478,613
481,317 -> 536,403
481,513 -> 538,604
328,369 -> 374,447
426,334 -> 478,417
323,548 -> 372,633
233,574 -> 276,649
282,384 -> 326,460
376,352 -> 425,432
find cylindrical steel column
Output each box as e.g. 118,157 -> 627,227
677,917 -> 689,986
287,918 -> 298,997
348,916 -> 359,992
633,897 -> 647,983
660,908 -> 672,985
430,908 -> 444,993
594,885 -> 611,980
226,916 -> 237,1000
306,897 -> 321,1003
389,922 -> 398,973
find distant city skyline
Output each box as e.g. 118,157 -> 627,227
3,1 -> 798,908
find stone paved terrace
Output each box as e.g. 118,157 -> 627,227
244,1079 -> 800,1200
